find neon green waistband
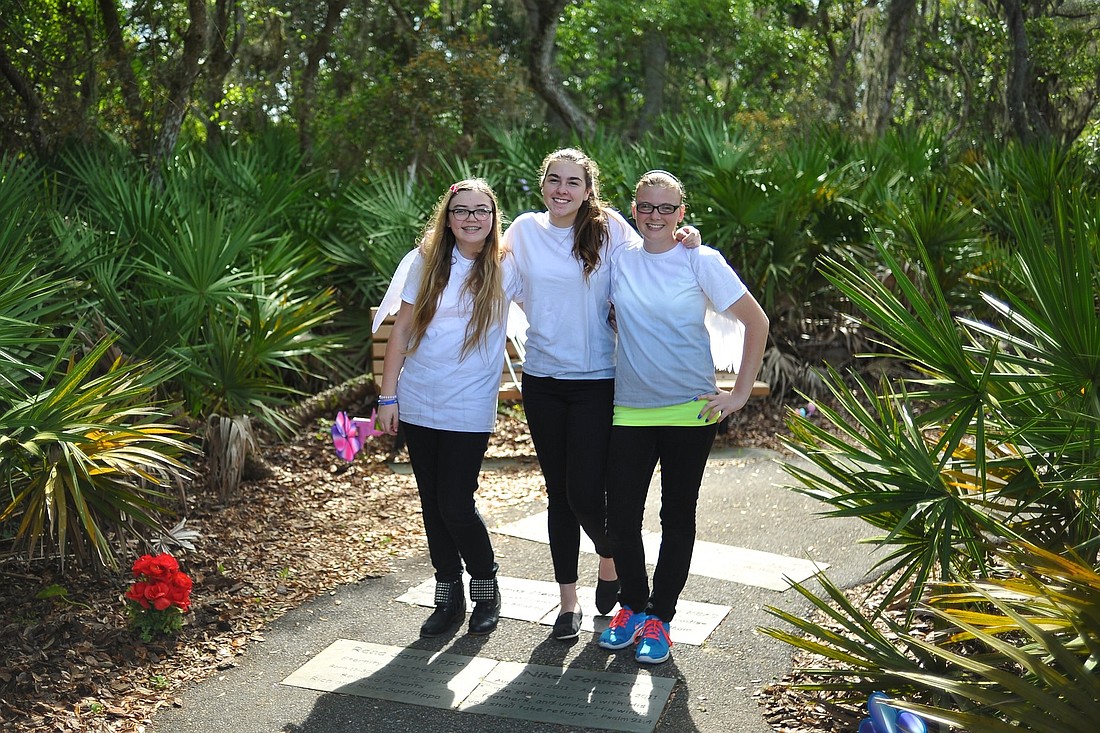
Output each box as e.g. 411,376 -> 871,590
613,399 -> 719,427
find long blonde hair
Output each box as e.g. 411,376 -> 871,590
407,178 -> 505,357
539,148 -> 610,280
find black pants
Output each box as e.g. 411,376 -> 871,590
521,373 -> 615,584
402,421 -> 495,582
605,422 -> 719,623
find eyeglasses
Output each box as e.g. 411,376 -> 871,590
635,202 -> 682,215
449,207 -> 494,221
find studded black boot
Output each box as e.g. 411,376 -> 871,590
467,575 -> 500,635
420,579 -> 465,638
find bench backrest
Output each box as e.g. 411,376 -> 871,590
370,308 -> 523,401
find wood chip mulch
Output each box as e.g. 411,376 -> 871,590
0,399 -> 876,733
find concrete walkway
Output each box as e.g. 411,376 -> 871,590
150,447 -> 882,733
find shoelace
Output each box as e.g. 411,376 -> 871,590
640,617 -> 671,645
608,608 -> 635,630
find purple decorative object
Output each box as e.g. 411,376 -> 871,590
859,692 -> 928,733
332,411 -> 362,461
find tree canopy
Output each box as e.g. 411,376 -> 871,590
2,0 -> 1099,171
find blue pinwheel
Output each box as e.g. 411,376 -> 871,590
859,692 -> 928,733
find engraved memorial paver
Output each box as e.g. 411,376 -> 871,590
282,640 -> 675,733
281,639 -> 494,709
396,574 -> 563,624
686,537 -> 828,591
493,511 -> 828,591
459,660 -> 674,733
398,575 -> 729,646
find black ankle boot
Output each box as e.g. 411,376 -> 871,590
420,579 -> 465,638
467,576 -> 500,635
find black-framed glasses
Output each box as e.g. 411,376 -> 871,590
449,207 -> 494,221
635,202 -> 682,215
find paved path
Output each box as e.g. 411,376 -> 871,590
150,447 -> 882,733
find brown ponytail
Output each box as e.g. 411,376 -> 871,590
539,148 -> 611,280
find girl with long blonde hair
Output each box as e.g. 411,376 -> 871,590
378,178 -> 522,638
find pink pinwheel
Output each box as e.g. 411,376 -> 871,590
331,409 -> 384,461
352,409 -> 384,441
331,411 -> 362,461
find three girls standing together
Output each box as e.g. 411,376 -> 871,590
376,149 -> 769,666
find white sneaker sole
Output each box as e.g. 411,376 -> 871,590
598,628 -> 642,650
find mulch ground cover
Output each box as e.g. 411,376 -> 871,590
0,397 -> 878,732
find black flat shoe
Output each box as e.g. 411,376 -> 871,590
552,610 -> 582,641
595,578 -> 620,615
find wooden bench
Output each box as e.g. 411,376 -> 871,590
370,309 -> 769,403
371,309 -> 523,401
717,371 -> 771,398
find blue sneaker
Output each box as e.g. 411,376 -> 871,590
635,616 -> 672,664
598,607 -> 645,650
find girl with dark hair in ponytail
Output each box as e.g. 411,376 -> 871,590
503,149 -> 700,640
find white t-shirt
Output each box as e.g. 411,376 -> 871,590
396,251 -> 523,432
610,243 -> 748,408
503,209 -> 640,379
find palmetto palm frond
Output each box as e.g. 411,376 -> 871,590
0,334 -> 196,570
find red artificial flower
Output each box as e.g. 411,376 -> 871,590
125,550 -> 193,611
125,581 -> 151,609
132,552 -> 180,581
124,552 -> 194,640
139,581 -> 173,611
167,573 -> 193,611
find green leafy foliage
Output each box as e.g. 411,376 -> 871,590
55,143 -> 342,435
764,148 -> 1100,727
0,334 -> 196,571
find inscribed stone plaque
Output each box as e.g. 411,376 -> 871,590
493,512 -> 598,553
562,596 -> 729,647
281,639 -> 494,709
458,660 -> 675,733
283,641 -> 675,733
495,511 -> 828,592
397,575 -> 562,624
686,538 -> 828,591
399,574 -> 727,646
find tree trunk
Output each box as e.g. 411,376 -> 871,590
815,0 -> 858,121
151,0 -> 208,168
296,0 -> 350,161
0,46 -> 48,157
203,0 -> 244,149
855,0 -> 917,137
97,0 -> 146,144
637,31 -> 668,136
1000,0 -> 1035,140
520,0 -> 594,136
870,0 -> 917,135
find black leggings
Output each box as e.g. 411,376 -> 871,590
402,421 -> 496,582
605,422 -> 719,623
521,374 -> 615,584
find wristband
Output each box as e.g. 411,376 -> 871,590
378,398 -> 398,406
